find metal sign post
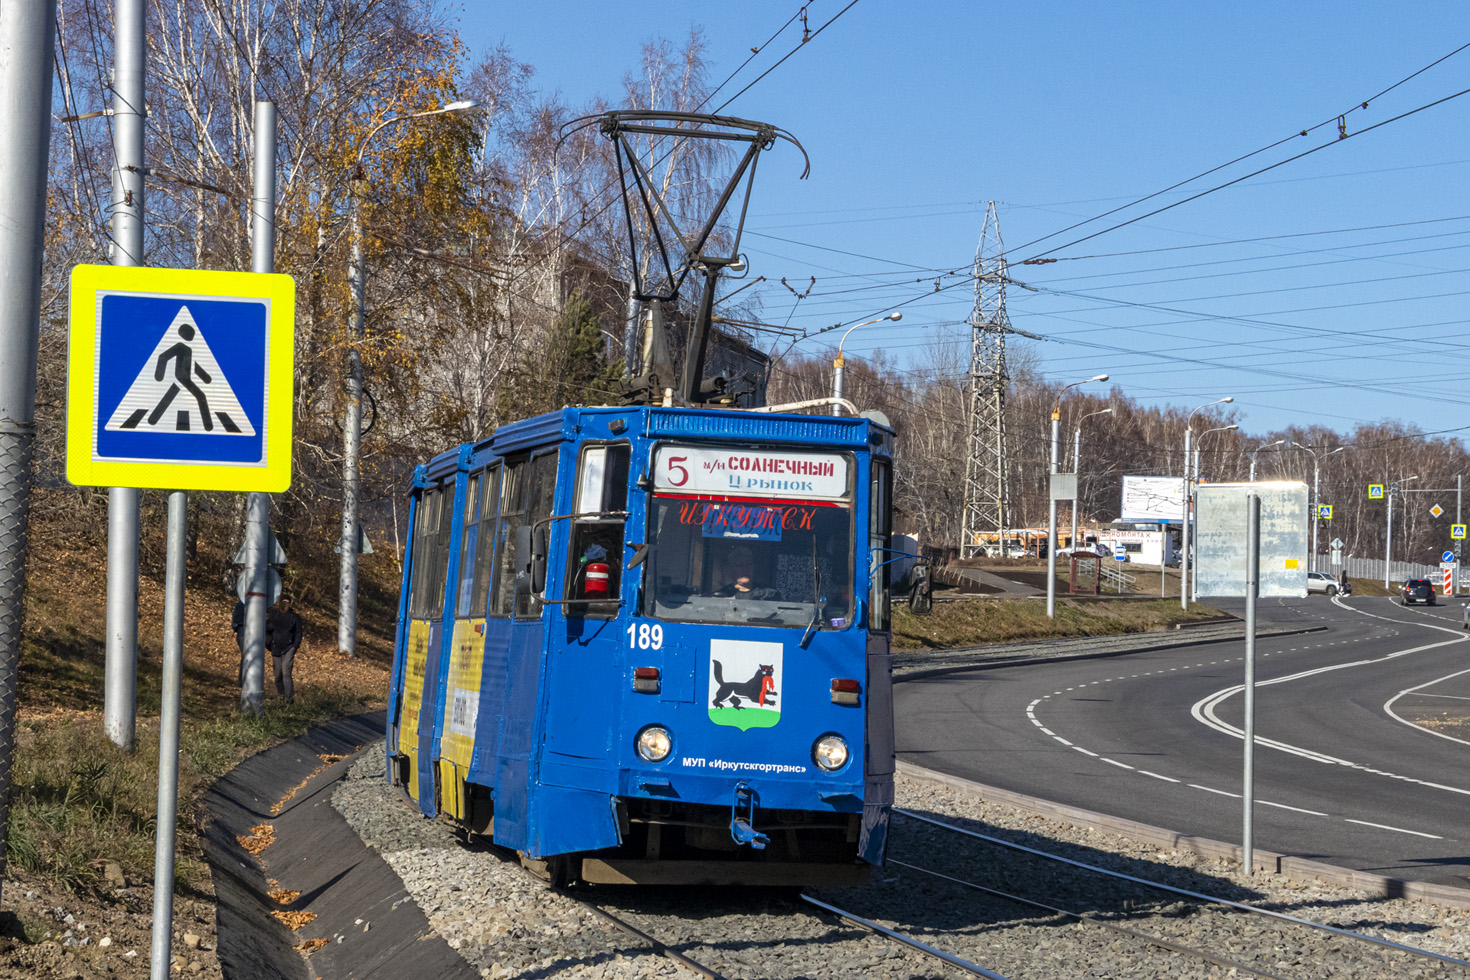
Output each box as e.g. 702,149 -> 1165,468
1242,492 -> 1260,875
67,263 -> 293,980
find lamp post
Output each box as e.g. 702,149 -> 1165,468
831,312 -> 902,415
1181,397 -> 1233,610
1248,439 -> 1286,481
1288,442 -> 1347,572
1048,374 -> 1109,618
1071,407 -> 1113,557
339,99 -> 478,656
1385,475 -> 1419,588
1194,425 -> 1239,483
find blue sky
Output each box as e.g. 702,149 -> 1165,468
458,2 -> 1470,437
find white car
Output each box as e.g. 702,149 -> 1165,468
1057,543 -> 1111,560
984,543 -> 1028,558
1306,571 -> 1349,596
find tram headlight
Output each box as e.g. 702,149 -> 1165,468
813,734 -> 849,771
636,725 -> 672,763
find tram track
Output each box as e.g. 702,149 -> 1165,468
875,808 -> 1470,980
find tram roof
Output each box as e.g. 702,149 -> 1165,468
420,405 -> 894,483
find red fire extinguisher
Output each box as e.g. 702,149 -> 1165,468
584,561 -> 610,596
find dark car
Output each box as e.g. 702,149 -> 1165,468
1402,578 -> 1437,605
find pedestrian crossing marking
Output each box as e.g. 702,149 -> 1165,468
104,306 -> 256,437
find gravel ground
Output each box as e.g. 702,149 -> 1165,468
332,742 -> 1470,979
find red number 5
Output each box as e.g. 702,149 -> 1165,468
667,456 -> 689,486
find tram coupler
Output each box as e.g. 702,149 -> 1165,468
730,782 -> 769,849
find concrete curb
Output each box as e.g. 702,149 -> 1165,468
201,711 -> 477,980
894,623 -> 1328,681
897,761 -> 1470,911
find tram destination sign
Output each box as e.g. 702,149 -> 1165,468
653,446 -> 849,499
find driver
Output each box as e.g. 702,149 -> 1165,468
712,544 -> 777,599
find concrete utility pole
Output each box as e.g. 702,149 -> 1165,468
103,0 -> 146,751
1047,376 -> 1108,618
0,0 -> 59,912
1181,397 -> 1233,610
1071,408 -> 1113,555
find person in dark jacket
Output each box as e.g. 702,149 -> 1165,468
232,599 -> 247,685
265,596 -> 303,704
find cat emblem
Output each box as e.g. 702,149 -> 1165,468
710,660 -> 777,710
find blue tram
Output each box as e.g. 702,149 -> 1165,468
386,403 -> 896,885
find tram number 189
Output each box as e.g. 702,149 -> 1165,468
627,622 -> 664,650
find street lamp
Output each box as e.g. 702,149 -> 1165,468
1247,439 -> 1286,481
339,99 -> 480,657
1071,407 -> 1113,557
1287,442 -> 1348,572
1385,475 -> 1419,588
831,312 -> 902,415
1194,425 -> 1239,483
1048,374 -> 1109,618
1181,397 -> 1233,610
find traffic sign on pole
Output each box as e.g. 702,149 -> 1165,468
1368,484 -> 1384,499
1431,504 -> 1445,518
66,265 -> 295,492
1318,504 -> 1332,519
1453,524 -> 1467,540
1442,551 -> 1456,564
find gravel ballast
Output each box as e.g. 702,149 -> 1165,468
332,741 -> 1470,979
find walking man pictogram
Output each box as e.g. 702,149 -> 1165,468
145,323 -> 213,432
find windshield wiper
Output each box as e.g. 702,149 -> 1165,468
801,536 -> 826,648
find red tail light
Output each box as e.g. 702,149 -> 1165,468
633,667 -> 660,694
831,678 -> 860,706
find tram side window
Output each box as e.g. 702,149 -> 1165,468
869,460 -> 892,631
491,451 -> 559,619
470,464 -> 501,617
454,472 -> 486,619
409,487 -> 451,620
566,444 -> 630,612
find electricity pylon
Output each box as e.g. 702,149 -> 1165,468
961,203 -> 1039,557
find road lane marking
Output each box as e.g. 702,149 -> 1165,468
1344,819 -> 1442,839
1138,770 -> 1179,783
1383,665 -> 1470,748
1258,800 -> 1328,816
1189,784 -> 1240,798
1101,758 -> 1134,770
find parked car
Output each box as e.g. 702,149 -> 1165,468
1402,578 -> 1437,605
1057,543 -> 1111,560
982,543 -> 1028,559
1462,603 -> 1470,630
1306,571 -> 1350,596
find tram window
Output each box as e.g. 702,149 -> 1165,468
409,486 -> 451,619
470,464 -> 501,616
566,444 -> 630,612
491,451 -> 559,619
869,460 -> 892,631
644,496 -> 854,629
454,472 -> 485,619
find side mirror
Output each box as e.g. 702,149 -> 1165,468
531,525 -> 548,594
513,525 -> 533,594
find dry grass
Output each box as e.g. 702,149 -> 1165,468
892,596 -> 1226,652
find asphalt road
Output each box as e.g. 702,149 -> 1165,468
896,594 -> 1470,888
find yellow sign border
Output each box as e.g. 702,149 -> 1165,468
67,265 -> 295,492
1453,524 -> 1467,540
1368,484 -> 1384,499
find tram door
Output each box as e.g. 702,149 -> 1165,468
485,449 -> 558,849
399,483 -> 452,808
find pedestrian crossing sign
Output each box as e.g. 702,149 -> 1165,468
67,265 -> 295,491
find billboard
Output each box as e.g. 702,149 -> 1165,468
1120,475 -> 1187,522
1194,482 -> 1309,598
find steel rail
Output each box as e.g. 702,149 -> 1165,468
556,889 -> 729,980
897,808 -> 1470,970
799,893 -> 1013,980
890,859 -> 1290,980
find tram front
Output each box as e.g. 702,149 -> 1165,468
583,427 -> 894,885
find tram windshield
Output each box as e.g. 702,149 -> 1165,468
644,446 -> 855,628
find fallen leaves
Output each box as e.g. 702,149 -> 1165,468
273,909 -> 318,931
268,888 -> 300,905
295,937 -> 329,955
237,824 -> 275,854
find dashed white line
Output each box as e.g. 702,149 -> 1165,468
1258,800 -> 1328,816
1344,819 -> 1442,839
1138,770 -> 1179,783
1189,784 -> 1240,798
1101,758 -> 1134,770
